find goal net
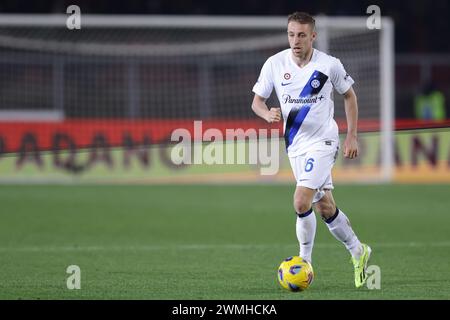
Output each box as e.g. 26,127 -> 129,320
0,15 -> 394,184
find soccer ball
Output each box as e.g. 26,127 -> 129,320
277,256 -> 314,292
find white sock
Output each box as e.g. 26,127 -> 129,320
324,208 -> 363,259
296,208 -> 316,263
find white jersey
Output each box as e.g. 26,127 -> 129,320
252,48 -> 354,157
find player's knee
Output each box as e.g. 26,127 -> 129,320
293,198 -> 311,215
293,187 -> 315,215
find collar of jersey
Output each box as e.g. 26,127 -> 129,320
289,48 -> 316,71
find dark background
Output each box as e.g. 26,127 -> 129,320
1,0 -> 449,53
1,0 -> 449,119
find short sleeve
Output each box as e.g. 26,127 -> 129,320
252,58 -> 274,99
331,58 -> 354,95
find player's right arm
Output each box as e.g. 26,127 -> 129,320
251,94 -> 281,123
252,57 -> 280,123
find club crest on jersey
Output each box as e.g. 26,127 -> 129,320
310,79 -> 321,88
284,73 -> 291,80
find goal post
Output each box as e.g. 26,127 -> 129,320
315,16 -> 395,183
0,14 -> 394,184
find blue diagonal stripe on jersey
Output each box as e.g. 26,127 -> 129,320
284,70 -> 329,150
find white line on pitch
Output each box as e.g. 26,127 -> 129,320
0,242 -> 449,252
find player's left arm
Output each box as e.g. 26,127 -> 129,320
343,86 -> 358,159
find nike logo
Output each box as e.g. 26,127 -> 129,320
281,82 -> 292,86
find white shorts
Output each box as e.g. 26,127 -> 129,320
288,143 -> 339,203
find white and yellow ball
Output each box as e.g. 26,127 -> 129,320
277,256 -> 314,292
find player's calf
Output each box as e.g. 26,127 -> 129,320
293,187 -> 318,264
313,201 -> 336,221
313,190 -> 337,220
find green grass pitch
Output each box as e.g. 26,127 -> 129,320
0,184 -> 449,299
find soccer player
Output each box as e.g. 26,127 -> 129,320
251,12 -> 371,288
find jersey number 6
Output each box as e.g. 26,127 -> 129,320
305,158 -> 315,172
